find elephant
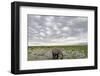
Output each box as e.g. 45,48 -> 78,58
52,49 -> 63,59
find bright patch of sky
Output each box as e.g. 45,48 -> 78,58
27,14 -> 88,46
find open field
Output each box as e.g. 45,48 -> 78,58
28,45 -> 88,61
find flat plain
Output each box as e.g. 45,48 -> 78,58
28,45 -> 88,61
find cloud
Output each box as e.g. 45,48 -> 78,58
62,27 -> 70,31
27,14 -> 88,45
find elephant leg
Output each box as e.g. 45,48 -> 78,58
54,54 -> 58,59
58,54 -> 63,59
56,54 -> 59,59
53,53 -> 56,59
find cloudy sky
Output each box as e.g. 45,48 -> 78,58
27,14 -> 88,46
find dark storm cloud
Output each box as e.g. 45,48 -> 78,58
27,14 -> 88,43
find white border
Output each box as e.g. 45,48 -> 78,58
20,6 -> 95,70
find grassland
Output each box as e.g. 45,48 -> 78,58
28,45 -> 88,61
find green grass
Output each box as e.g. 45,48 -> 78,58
28,45 -> 88,61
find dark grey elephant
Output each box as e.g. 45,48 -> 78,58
52,49 -> 63,59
